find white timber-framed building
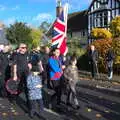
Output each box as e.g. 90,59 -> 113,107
68,0 -> 120,45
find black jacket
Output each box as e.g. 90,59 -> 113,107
106,49 -> 115,61
88,50 -> 98,63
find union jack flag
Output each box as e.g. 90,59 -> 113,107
52,3 -> 68,55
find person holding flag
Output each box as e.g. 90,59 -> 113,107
47,0 -> 68,107
48,48 -> 63,106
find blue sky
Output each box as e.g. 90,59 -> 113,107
0,0 -> 92,27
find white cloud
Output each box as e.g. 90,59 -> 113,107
11,5 -> 20,10
3,14 -> 53,27
62,0 -> 92,11
33,13 -> 53,23
4,17 -> 16,26
26,23 -> 35,28
29,0 -> 52,3
0,5 -> 6,11
0,5 -> 20,11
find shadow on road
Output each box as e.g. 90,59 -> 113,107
77,89 -> 120,120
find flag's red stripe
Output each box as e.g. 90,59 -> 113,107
52,34 -> 63,42
54,21 -> 65,32
59,38 -> 67,55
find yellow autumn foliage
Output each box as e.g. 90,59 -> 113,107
30,28 -> 42,48
91,28 -> 112,39
110,16 -> 120,38
112,37 -> 120,64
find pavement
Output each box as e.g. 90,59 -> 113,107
78,70 -> 120,83
78,79 -> 120,94
0,77 -> 119,120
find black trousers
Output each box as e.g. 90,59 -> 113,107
51,80 -> 62,105
90,62 -> 97,78
18,71 -> 29,109
0,73 -> 7,97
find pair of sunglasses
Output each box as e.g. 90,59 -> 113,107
20,47 -> 27,49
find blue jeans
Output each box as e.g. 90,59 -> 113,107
107,61 -> 113,80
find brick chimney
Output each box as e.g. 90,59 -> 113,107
56,0 -> 63,17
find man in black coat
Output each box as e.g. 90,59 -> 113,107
41,46 -> 50,87
88,45 -> 99,80
0,45 -> 11,97
12,43 -> 31,107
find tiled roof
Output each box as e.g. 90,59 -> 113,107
68,10 -> 88,31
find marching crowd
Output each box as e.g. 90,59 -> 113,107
0,43 -> 114,119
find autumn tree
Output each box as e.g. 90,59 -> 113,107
112,37 -> 120,64
30,28 -> 43,48
110,16 -> 120,38
112,37 -> 120,74
92,39 -> 112,72
91,28 -> 112,39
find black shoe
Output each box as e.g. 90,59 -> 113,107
10,100 -> 17,105
37,112 -> 48,120
29,113 -> 35,119
29,111 -> 35,119
29,115 -> 34,119
73,105 -> 80,110
57,100 -> 61,105
66,102 -> 72,106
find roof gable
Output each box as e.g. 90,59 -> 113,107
88,0 -> 109,10
89,0 -> 120,10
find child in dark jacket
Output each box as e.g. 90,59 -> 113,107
64,56 -> 80,109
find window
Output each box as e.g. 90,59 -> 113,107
104,12 -> 108,26
83,31 -> 85,36
100,0 -> 108,4
96,14 -> 100,27
90,16 -> 92,28
119,3 -> 120,14
112,10 -> 115,18
91,6 -> 93,11
100,13 -> 103,27
96,2 -> 98,8
96,19 -> 98,27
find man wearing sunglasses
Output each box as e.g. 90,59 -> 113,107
11,43 -> 31,108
